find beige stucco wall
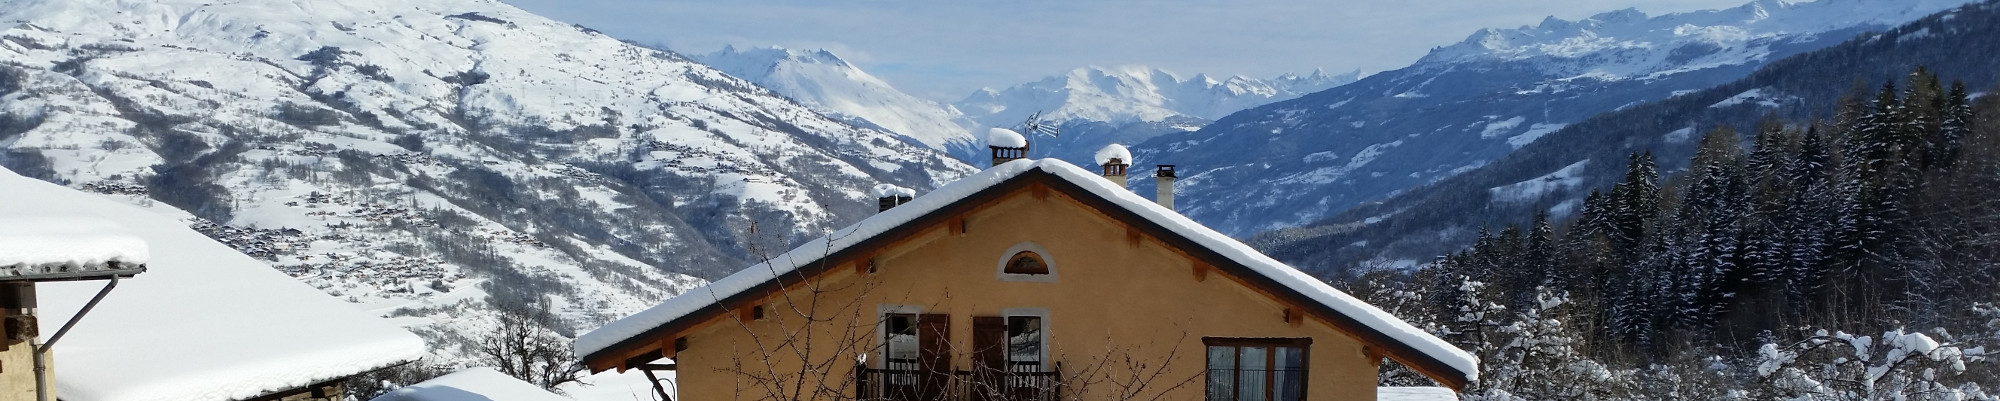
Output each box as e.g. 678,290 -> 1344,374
672,186 -> 1382,401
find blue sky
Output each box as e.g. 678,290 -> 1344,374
498,0 -> 1753,102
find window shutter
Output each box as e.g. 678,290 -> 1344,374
918,314 -> 953,371
972,316 -> 1007,372
918,314 -> 954,401
972,316 -> 1007,401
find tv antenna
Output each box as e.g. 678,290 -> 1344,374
1018,111 -> 1061,138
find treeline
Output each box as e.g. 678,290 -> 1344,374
1361,69 -> 2000,400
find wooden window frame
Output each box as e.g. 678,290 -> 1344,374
1202,337 -> 1312,401
875,304 -> 926,369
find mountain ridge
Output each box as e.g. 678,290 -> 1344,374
1130,0 -> 1973,237
1259,0 -> 2000,273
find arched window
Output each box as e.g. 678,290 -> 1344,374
1004,251 -> 1049,275
995,242 -> 1057,282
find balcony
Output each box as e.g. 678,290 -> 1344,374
854,362 -> 1062,401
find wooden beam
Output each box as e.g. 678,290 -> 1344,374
588,354 -> 619,373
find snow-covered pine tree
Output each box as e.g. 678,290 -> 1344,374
1933,81 -> 1973,169
1609,152 -> 1662,261
1674,127 -> 1750,334
1779,127 -> 1835,319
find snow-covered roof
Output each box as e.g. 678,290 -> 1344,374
987,127 -> 1028,148
1095,143 -> 1133,166
1378,387 -> 1457,401
370,367 -> 571,401
0,167 -> 426,401
870,183 -> 916,199
576,159 -> 1477,386
0,214 -> 148,277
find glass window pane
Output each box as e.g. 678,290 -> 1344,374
884,314 -> 918,385
1208,346 -> 1236,369
1207,346 -> 1236,401
1275,347 -> 1304,401
1238,347 -> 1268,401
1008,316 -> 1044,378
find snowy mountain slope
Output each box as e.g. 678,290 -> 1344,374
957,66 -> 1357,170
1132,0 -> 1970,236
0,0 -> 975,362
696,46 -> 984,160
1258,0 -> 2000,273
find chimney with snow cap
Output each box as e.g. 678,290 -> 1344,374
988,128 -> 1028,167
1155,165 -> 1176,210
1095,144 -> 1132,187
872,184 -> 915,212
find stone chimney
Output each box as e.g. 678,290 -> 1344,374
1154,165 -> 1176,210
1095,144 -> 1131,188
872,184 -> 915,212
987,128 -> 1028,167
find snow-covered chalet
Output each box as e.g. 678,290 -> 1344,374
575,131 -> 1478,401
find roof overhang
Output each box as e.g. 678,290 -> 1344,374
0,261 -> 147,282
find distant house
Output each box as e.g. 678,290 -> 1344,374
576,149 -> 1475,401
0,167 -> 427,401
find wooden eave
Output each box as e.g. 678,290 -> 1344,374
580,168 -> 1472,390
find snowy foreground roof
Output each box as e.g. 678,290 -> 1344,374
0,213 -> 148,279
1378,387 -> 1458,401
371,367 -> 570,401
576,159 -> 1478,386
0,167 -> 426,401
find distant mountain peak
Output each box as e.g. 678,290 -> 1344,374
957,65 -> 1359,128
1420,0 -> 1970,78
705,45 -> 854,71
696,45 -> 977,153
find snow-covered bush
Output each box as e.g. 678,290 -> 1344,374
1752,328 -> 1993,400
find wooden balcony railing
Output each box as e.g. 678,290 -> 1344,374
854,362 -> 1062,401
